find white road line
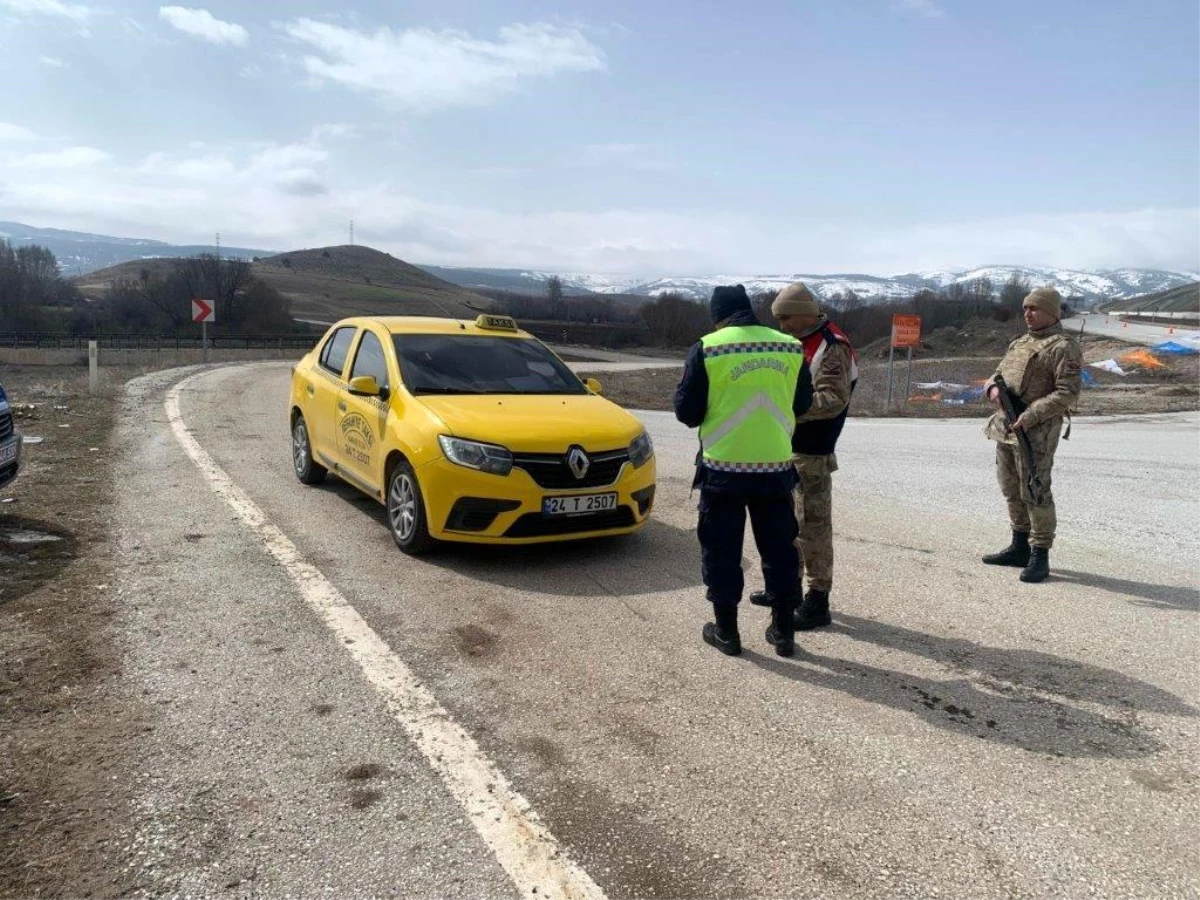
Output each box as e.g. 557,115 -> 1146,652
165,372 -> 606,900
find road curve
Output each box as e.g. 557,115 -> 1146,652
110,362 -> 1200,898
1065,314 -> 1200,348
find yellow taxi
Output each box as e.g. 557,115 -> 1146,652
288,314 -> 656,554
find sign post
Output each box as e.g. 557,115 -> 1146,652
887,314 -> 922,412
191,298 -> 215,362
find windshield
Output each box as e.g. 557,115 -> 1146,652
394,334 -> 587,396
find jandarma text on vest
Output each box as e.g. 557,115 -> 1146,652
727,358 -> 788,381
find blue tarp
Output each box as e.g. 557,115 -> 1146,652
1152,341 -> 1200,356
1081,369 -> 1099,388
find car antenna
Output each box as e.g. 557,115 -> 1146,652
412,290 -> 470,328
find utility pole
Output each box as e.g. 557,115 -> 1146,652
215,231 -> 221,259
349,219 -> 354,246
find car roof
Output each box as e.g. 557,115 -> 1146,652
337,315 -> 532,338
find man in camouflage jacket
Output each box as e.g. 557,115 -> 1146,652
982,286 -> 1082,583
749,282 -> 858,628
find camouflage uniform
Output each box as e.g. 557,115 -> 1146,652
793,328 -> 855,591
984,322 -> 1082,549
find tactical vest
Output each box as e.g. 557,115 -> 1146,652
997,325 -> 1068,402
699,325 -> 805,472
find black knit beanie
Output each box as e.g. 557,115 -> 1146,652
710,284 -> 752,324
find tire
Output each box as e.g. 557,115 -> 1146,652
291,415 -> 327,485
387,459 -> 436,555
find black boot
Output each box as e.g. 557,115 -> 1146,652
764,599 -> 795,658
748,589 -> 773,607
702,604 -> 742,656
982,530 -> 1030,567
794,589 -> 832,631
1020,547 -> 1050,583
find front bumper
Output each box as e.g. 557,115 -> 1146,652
0,431 -> 23,490
417,454 -> 657,545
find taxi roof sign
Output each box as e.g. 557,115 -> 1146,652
475,314 -> 519,332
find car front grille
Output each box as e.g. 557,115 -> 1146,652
512,448 -> 629,489
0,410 -> 12,442
504,506 -> 635,538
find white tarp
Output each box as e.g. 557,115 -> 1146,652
1089,359 -> 1127,375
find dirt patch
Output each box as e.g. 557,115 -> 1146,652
0,365 -> 144,898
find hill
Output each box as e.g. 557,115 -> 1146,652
253,246 -> 492,321
1099,282 -> 1199,314
75,245 -> 494,322
0,220 -> 268,275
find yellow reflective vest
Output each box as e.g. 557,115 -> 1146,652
699,325 -> 805,473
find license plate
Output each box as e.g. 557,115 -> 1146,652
0,441 -> 16,465
542,492 -> 617,516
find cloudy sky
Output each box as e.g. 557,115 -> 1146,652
1,0 -> 1197,275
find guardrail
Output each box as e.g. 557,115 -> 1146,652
0,333 -> 318,351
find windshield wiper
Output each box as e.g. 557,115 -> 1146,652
413,386 -> 486,395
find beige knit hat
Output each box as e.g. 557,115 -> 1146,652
771,282 -> 819,318
1023,286 -> 1063,320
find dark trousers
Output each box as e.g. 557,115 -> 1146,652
698,487 -> 800,608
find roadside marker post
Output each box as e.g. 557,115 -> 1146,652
191,298 -> 215,362
88,340 -> 98,394
887,314 -> 922,412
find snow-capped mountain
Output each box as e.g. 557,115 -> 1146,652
0,221 -> 270,273
492,266 -> 1199,303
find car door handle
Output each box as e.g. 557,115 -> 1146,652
338,402 -> 347,412
306,384 -> 315,396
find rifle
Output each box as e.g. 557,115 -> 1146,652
993,373 -> 1046,504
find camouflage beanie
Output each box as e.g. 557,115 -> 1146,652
1023,286 -> 1062,320
771,282 -> 819,318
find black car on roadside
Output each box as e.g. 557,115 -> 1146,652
0,382 -> 23,490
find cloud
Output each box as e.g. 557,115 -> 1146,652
0,0 -> 90,22
8,146 -> 109,167
891,0 -> 944,18
279,19 -> 605,110
310,123 -> 360,142
158,6 -> 249,47
0,122 -> 38,142
573,143 -> 671,171
1,135 -> 1196,275
39,55 -> 67,67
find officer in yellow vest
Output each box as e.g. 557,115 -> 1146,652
674,285 -> 813,657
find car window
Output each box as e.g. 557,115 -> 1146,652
350,330 -> 389,390
393,335 -> 586,396
319,326 -> 357,376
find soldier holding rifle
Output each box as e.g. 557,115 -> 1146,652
982,286 -> 1082,583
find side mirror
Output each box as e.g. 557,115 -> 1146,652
585,377 -> 603,395
348,375 -> 382,397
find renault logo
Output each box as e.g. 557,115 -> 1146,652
566,446 -> 590,480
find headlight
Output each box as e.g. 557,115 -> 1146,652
438,435 -> 513,476
628,430 -> 653,468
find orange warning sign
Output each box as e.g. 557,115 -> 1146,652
891,314 -> 922,349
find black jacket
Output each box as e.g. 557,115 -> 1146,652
673,311 -> 813,493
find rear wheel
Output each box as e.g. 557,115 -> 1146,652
291,415 -> 327,485
387,459 -> 435,555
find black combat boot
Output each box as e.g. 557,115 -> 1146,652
764,599 -> 795,658
702,604 -> 742,656
748,589 -> 773,607
1019,547 -> 1050,583
794,589 -> 832,631
982,530 -> 1031,567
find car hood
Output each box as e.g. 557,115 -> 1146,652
416,393 -> 643,453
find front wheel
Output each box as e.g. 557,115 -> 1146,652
387,460 -> 435,555
291,415 -> 327,485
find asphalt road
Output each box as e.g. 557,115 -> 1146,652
1065,314 -> 1200,349
112,362 -> 1200,899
